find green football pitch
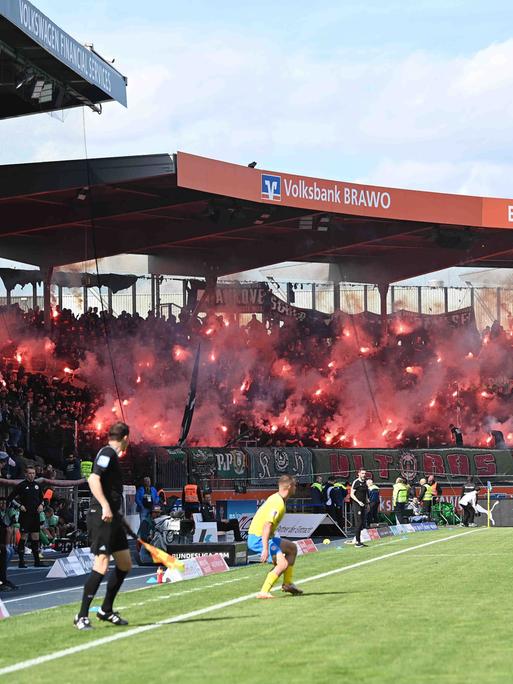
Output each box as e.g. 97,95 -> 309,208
0,527 -> 511,684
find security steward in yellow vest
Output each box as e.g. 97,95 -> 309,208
392,478 -> 409,524
418,478 -> 433,519
310,476 -> 325,512
182,481 -> 202,519
80,460 -> 93,479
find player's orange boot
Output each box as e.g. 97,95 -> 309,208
282,583 -> 303,595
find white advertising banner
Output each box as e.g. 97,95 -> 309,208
276,514 -> 335,538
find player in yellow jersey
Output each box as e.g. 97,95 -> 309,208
247,475 -> 303,599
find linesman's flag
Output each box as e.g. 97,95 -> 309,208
178,344 -> 200,446
138,540 -> 184,571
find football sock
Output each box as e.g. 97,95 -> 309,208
283,565 -> 294,585
17,539 -> 25,562
260,570 -> 280,594
0,545 -> 7,583
101,567 -> 128,613
79,570 -> 104,618
30,539 -> 40,562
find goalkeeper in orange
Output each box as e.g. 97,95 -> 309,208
247,475 -> 303,599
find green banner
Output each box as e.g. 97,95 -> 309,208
313,449 -> 513,484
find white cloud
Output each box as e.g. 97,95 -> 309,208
2,23 -> 513,198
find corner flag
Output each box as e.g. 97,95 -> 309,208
178,344 -> 200,446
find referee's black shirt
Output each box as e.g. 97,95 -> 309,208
8,480 -> 43,511
351,478 -> 369,505
90,446 -> 123,512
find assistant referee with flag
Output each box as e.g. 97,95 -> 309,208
74,422 -> 132,631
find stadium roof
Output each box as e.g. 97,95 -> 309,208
2,151 -> 513,283
0,0 -> 127,118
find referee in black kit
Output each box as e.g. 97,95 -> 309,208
8,465 -> 44,567
350,467 -> 369,548
74,422 -> 132,631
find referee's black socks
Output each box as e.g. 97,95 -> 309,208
79,570 -> 104,618
101,567 -> 127,614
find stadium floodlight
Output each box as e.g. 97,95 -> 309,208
38,83 -> 53,104
31,79 -> 45,99
76,187 -> 89,201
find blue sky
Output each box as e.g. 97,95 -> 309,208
3,0 -> 513,189
3,1 -> 513,284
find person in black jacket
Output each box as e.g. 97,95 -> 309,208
459,477 -> 479,527
7,465 -> 44,568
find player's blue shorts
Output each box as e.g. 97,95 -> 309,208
247,534 -> 282,562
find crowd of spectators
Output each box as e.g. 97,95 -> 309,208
0,299 -> 508,473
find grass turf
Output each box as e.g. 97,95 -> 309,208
0,527 -> 511,684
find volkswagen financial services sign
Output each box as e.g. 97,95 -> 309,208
0,0 -> 127,106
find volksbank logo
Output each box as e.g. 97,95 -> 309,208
261,174 -> 281,201
261,172 -> 392,210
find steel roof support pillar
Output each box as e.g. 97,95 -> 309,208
378,282 -> 389,344
43,266 -> 53,332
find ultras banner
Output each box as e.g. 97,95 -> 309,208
312,449 -> 513,484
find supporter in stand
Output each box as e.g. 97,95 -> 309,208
63,453 -> 82,480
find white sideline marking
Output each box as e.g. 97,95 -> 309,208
0,529 -> 482,676
2,573 -> 155,604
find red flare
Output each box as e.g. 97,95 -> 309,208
428,399 -> 436,408
314,388 -> 322,397
136,376 -> 141,384
63,367 -> 73,374
220,425 -> 228,433
359,346 -> 370,354
172,345 -> 187,361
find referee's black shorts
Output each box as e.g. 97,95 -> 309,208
87,511 -> 128,556
20,511 -> 41,534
